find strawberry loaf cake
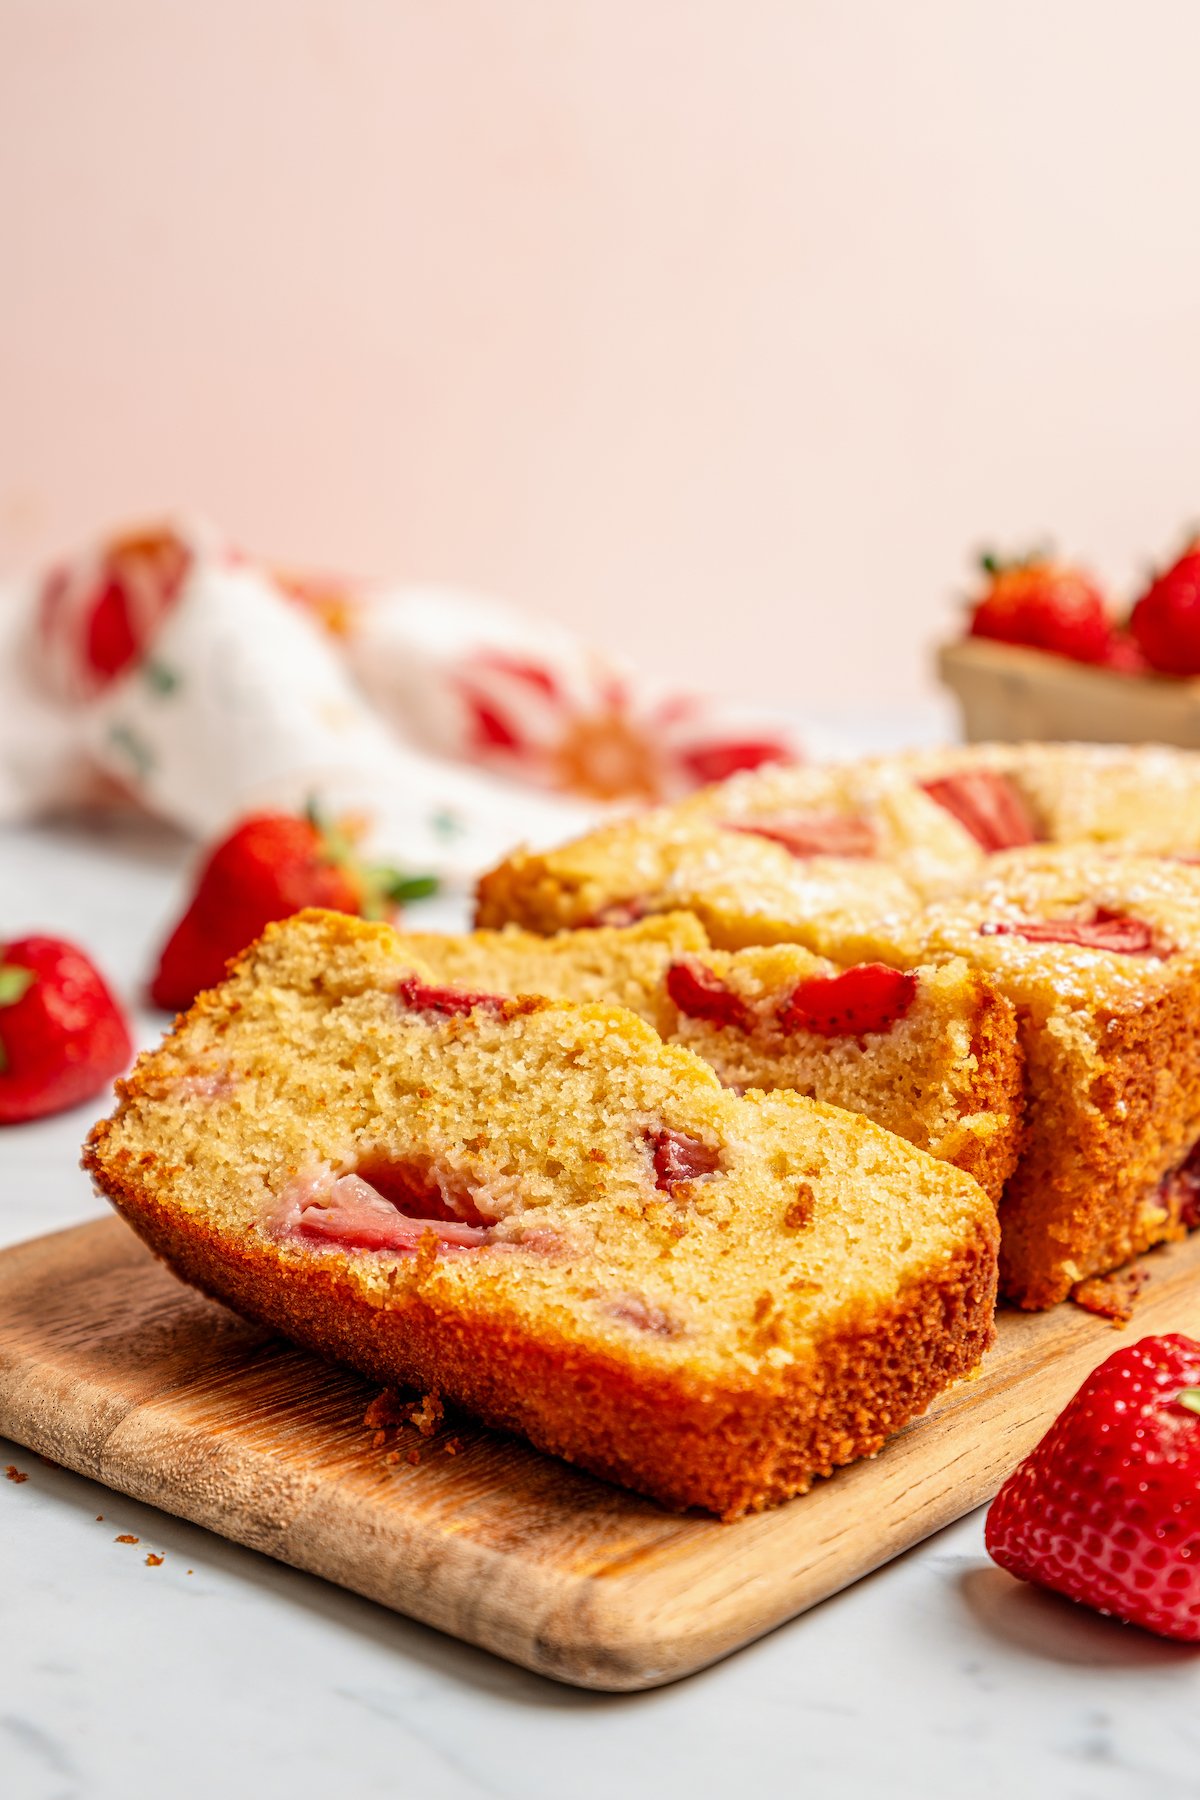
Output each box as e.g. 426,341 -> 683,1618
477,742 -> 1200,1308
85,909 -> 999,1518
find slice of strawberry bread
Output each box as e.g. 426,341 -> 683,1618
397,914 -> 1023,1202
850,849 -> 1200,1308
84,908 -> 999,1518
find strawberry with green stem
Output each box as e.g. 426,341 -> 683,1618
968,549 -> 1116,665
149,803 -> 438,1012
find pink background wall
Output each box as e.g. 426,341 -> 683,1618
4,1 -> 1200,710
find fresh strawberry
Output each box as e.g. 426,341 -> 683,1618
979,909 -> 1163,956
665,959 -> 753,1032
920,771 -> 1039,852
149,806 -> 437,1011
1131,540 -> 1200,675
0,937 -> 132,1124
986,1334 -> 1200,1641
723,814 -> 876,858
777,963 -> 917,1037
968,551 -> 1115,664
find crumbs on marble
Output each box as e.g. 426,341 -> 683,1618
4,1464 -> 28,1484
145,1553 -> 164,1567
115,1534 -> 140,1545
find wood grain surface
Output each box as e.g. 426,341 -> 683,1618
2,1216 -> 1198,1691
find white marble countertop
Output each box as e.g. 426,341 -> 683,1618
4,810 -> 1200,1800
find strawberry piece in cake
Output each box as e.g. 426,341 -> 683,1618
722,814 -> 877,859
648,1127 -> 722,1192
86,909 -> 998,1519
664,959 -> 752,1032
919,771 -> 1039,852
776,964 -> 918,1038
978,909 -> 1162,955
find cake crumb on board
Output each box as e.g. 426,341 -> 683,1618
1072,1266 -> 1150,1326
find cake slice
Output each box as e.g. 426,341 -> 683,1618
845,849 -> 1200,1308
397,914 -> 1023,1201
84,909 -> 999,1518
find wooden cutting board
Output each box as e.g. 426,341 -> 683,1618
2,1217 -> 1198,1691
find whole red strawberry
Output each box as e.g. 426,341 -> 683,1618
149,807 -> 437,1012
986,1333 -> 1200,1641
0,938 -> 133,1124
1131,540 -> 1200,675
968,551 -> 1115,665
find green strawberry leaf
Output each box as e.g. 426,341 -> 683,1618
380,872 -> 440,904
0,965 -> 34,1008
1176,1387 -> 1200,1416
0,964 -> 34,1075
305,795 -> 439,916
143,658 -> 180,696
304,793 -> 331,838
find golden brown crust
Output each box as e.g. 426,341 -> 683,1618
999,972 -> 1200,1307
948,975 -> 1026,1204
84,1127 -> 998,1517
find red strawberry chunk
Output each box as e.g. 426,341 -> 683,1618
986,1334 -> 1200,1641
281,1168 -> 493,1252
605,1293 -> 679,1336
979,909 -> 1164,956
723,813 -> 876,858
665,959 -> 752,1032
920,771 -> 1039,852
647,1128 -> 721,1193
777,963 -> 917,1038
396,976 -> 508,1017
587,899 -> 651,929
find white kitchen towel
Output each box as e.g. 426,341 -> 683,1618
3,519 -> 803,883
